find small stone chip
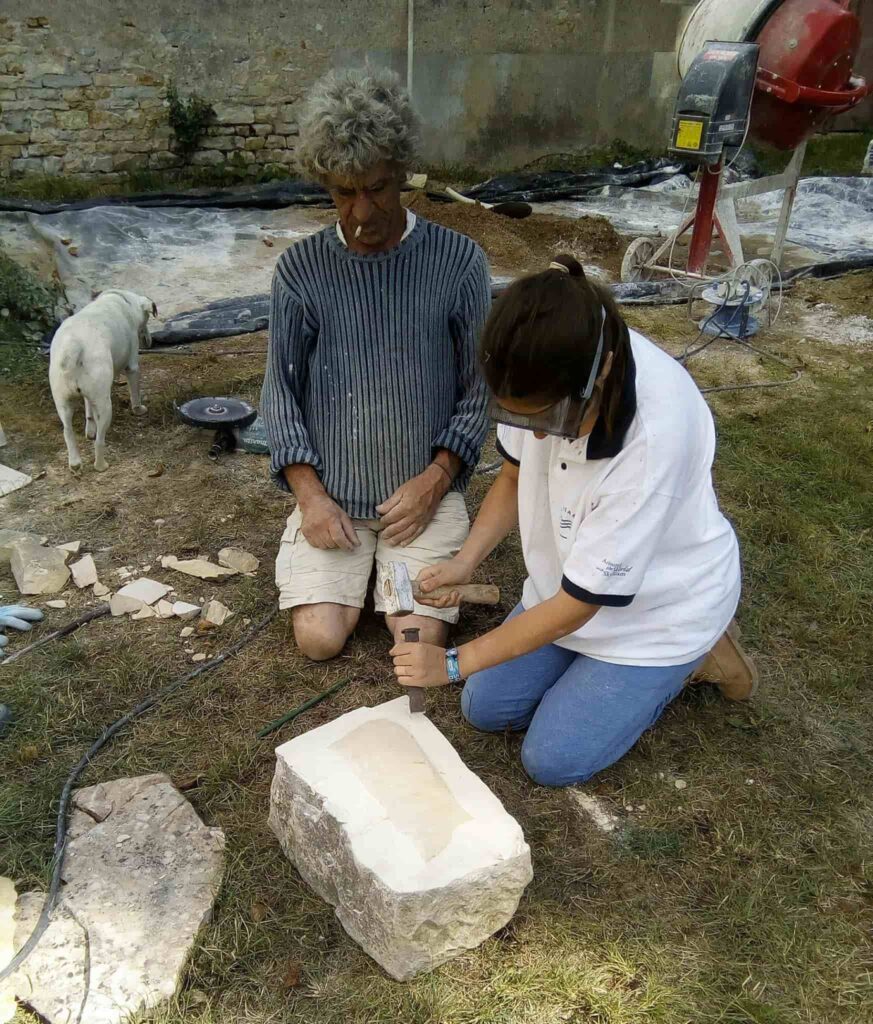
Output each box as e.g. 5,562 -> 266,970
191,653 -> 207,662
674,779 -> 687,790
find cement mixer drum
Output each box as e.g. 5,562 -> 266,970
678,0 -> 869,150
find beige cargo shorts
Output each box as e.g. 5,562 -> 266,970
275,491 -> 470,624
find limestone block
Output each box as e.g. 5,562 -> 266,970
218,547 -> 259,573
3,775 -> 225,1024
200,600 -> 232,627
270,696 -> 533,980
42,72 -> 92,88
110,594 -> 145,617
161,555 -> 237,580
0,530 -> 47,565
213,103 -> 255,124
191,150 -> 223,167
0,464 -> 32,496
10,157 -> 45,175
23,142 -> 65,158
149,151 -> 182,170
1,876 -> 15,1024
172,601 -> 200,620
70,553 -> 98,588
10,541 -> 70,595
116,577 -> 170,605
55,109 -> 88,129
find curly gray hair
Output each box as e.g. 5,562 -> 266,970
295,66 -> 421,181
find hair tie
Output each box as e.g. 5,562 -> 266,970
548,261 -> 570,274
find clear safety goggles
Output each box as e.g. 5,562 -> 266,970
488,311 -> 606,440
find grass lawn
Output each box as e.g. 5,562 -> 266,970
1,275 -> 872,1023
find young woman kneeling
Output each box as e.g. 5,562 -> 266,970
391,255 -> 756,788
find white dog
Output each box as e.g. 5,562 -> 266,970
49,290 -> 156,472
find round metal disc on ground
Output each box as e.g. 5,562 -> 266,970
620,237 -> 658,283
175,397 -> 258,429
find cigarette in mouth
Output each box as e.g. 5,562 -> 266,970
354,225 -> 363,239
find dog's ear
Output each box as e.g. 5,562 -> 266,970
151,301 -> 158,318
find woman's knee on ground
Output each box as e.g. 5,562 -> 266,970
520,733 -> 606,788
461,674 -> 521,733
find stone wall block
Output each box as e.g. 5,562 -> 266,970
191,149 -> 223,166
213,103 -> 255,124
42,72 -> 92,88
56,109 -> 89,129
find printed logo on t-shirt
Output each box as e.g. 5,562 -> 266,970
558,505 -> 575,539
596,558 -> 633,578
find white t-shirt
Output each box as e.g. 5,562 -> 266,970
335,210 -> 417,247
497,329 -> 741,667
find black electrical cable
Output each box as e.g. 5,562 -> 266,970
0,607 -> 277,982
679,281 -> 802,395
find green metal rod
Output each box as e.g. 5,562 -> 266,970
257,678 -> 349,739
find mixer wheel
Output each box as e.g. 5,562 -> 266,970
621,237 -> 657,283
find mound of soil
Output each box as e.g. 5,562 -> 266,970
404,193 -> 621,276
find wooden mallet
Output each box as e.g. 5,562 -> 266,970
380,561 -> 500,715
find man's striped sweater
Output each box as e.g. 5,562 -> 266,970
261,216 -> 491,520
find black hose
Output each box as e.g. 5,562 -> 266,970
0,607 -> 277,982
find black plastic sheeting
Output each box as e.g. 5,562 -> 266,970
464,158 -> 695,204
151,282 -> 688,345
0,180 -> 333,215
145,255 -> 873,346
0,159 -> 691,215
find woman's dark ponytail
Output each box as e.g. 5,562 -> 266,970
547,254 -> 585,278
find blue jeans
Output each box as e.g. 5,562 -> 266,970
461,605 -> 705,787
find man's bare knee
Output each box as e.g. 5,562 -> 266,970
386,613 -> 449,646
293,604 -> 359,661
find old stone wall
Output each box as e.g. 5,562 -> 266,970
0,2 -> 871,182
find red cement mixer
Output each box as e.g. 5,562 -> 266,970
621,0 -> 870,283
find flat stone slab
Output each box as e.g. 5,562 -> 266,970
0,877 -> 16,1024
0,530 -> 47,565
0,464 -> 32,497
270,696 -> 532,980
10,541 -> 71,595
2,774 -> 225,1024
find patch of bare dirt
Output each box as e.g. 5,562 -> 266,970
793,271 -> 873,320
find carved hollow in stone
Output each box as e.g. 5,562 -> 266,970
269,696 -> 532,981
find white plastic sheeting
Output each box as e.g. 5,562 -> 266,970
541,176 -> 873,262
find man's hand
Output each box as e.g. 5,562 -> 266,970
377,466 -> 448,546
299,493 -> 360,551
414,557 -> 474,608
391,640 -> 450,687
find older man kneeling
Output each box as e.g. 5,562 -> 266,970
262,68 -> 490,660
